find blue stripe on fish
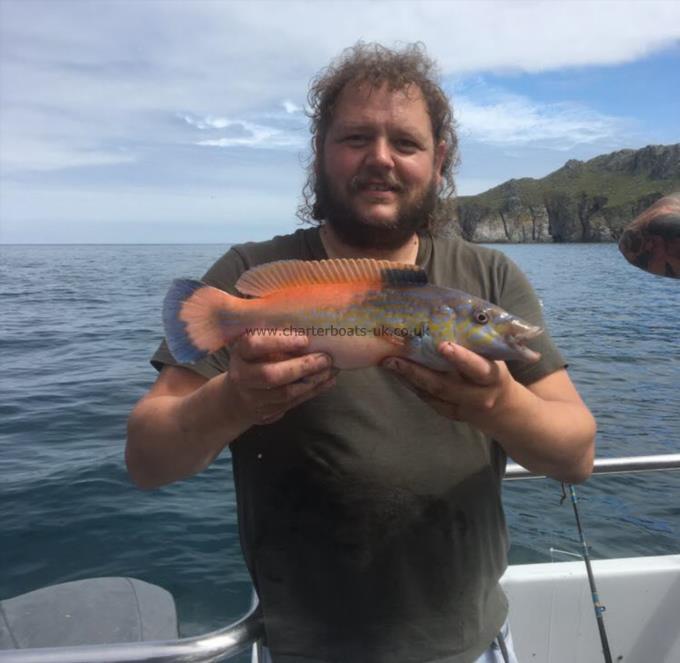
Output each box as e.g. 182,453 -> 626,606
162,279 -> 209,364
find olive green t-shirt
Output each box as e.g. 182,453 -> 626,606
151,227 -> 565,663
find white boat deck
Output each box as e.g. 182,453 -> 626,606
502,554 -> 680,663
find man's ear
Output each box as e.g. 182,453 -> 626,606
434,140 -> 447,185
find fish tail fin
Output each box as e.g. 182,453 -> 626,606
163,279 -> 246,363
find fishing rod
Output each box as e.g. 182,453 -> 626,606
561,483 -> 613,663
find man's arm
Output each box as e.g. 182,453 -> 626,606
126,334 -> 335,489
383,342 -> 596,484
493,367 -> 595,482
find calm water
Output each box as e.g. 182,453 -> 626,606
1,243 -> 679,644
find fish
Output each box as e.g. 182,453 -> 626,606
162,258 -> 543,371
618,193 -> 680,279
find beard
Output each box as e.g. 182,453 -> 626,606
315,167 -> 439,251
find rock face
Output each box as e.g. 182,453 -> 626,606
455,144 -> 680,243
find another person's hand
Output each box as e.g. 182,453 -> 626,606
226,332 -> 337,426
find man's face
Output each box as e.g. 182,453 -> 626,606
319,81 -> 445,250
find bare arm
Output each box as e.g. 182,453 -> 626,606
486,367 -> 595,482
383,342 -> 596,484
126,334 -> 336,489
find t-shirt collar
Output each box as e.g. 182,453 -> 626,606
307,225 -> 434,268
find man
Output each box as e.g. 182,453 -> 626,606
126,43 -> 596,663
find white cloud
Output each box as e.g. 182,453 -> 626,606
283,100 -> 303,114
3,2 -> 679,117
182,113 -> 305,149
182,115 -> 233,130
196,129 -> 302,150
455,92 -> 629,150
1,0 -> 678,239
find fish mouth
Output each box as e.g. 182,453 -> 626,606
506,323 -> 542,362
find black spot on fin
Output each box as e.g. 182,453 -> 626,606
381,266 -> 428,287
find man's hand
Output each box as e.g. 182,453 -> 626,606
383,341 -> 596,483
382,342 -> 514,426
226,332 -> 337,426
126,332 -> 337,489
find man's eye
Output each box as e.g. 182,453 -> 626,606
345,135 -> 368,144
396,139 -> 418,152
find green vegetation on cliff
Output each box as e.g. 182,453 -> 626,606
455,144 -> 680,242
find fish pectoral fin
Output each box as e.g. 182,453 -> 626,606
400,324 -> 456,372
380,327 -> 408,348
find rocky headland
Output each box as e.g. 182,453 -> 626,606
454,143 -> 680,243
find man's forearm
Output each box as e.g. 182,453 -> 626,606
127,336 -> 336,490
475,381 -> 596,483
126,373 -> 250,489
383,347 -> 597,484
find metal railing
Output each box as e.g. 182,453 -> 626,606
0,600 -> 264,663
505,452 -> 680,479
2,453 -> 679,663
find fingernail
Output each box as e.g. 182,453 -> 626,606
316,353 -> 332,368
384,359 -> 400,371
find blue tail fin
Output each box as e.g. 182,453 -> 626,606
163,279 -> 210,363
163,279 -> 246,363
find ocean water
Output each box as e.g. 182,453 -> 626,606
1,242 -> 679,647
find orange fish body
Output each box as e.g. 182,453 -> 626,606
164,259 -> 542,370
619,193 -> 680,279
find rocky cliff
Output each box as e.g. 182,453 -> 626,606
454,144 -> 680,243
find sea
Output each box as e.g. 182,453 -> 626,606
1,242 -> 679,652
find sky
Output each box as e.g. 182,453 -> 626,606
1,0 -> 679,244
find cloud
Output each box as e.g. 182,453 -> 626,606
1,0 -> 678,239
283,100 -> 303,114
4,2 -> 679,113
3,1 -> 677,171
181,115 -> 233,130
455,91 -> 629,150
181,112 -> 306,149
196,130 -> 302,150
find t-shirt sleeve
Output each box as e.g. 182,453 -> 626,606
149,247 -> 248,379
496,256 -> 567,386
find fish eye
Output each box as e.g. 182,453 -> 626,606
474,311 -> 489,325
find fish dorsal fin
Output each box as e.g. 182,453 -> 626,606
235,258 -> 428,297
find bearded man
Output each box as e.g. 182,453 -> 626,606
127,43 -> 596,663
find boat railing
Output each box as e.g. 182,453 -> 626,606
2,452 -> 679,663
504,452 -> 680,479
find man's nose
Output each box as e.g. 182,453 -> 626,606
364,137 -> 394,169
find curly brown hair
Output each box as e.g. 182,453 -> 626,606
297,41 -> 459,235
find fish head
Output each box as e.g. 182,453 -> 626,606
448,298 -> 543,363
